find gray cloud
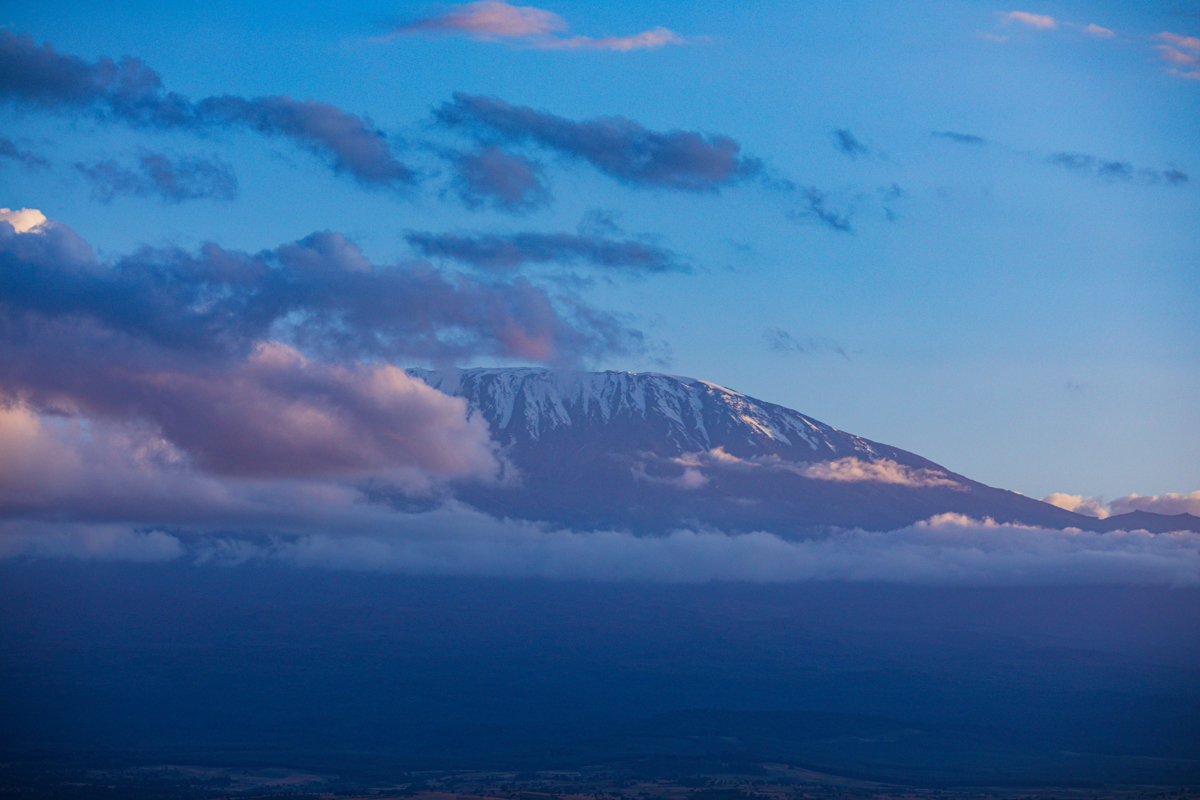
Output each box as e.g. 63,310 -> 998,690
1047,151 -> 1188,185
932,130 -> 989,145
834,129 -> 868,158
444,145 -> 551,212
0,31 -> 414,187
0,137 -> 49,170
76,150 -> 237,203
789,188 -> 853,233
434,92 -> 762,191
405,230 -> 686,274
1046,491 -> 1200,519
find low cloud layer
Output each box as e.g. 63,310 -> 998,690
76,151 -> 237,203
3,510 -> 1198,587
388,1 -> 684,52
0,31 -> 414,186
435,93 -> 761,191
1045,491 -> 1200,519
406,230 -> 684,274
801,457 -> 960,488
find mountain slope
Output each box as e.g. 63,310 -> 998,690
407,368 -> 1100,534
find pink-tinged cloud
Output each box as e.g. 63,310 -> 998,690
0,207 -> 48,233
1004,11 -> 1057,29
1043,491 -> 1200,519
393,1 -> 567,39
1156,45 -> 1199,65
389,1 -> 683,52
1110,491 -> 1200,517
1157,32 -> 1200,51
1042,493 -> 1110,519
801,457 -> 960,489
1083,24 -> 1114,39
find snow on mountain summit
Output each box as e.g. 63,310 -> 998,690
406,367 -> 895,465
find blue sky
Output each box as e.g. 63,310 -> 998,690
1,0 -> 1196,507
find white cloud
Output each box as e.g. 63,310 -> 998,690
0,207 -> 48,233
801,457 -> 960,488
1004,11 -> 1058,30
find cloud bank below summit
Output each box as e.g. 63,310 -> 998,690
3,509 -> 1199,587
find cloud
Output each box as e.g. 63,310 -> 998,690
1110,492 -> 1200,517
535,27 -> 684,52
0,137 -> 49,170
0,521 -> 184,562
801,457 -> 960,489
1043,491 -> 1200,519
1043,493 -> 1110,519
631,462 -> 710,490
789,188 -> 852,233
1003,11 -> 1057,30
387,1 -> 683,52
405,230 -> 685,274
392,0 -> 567,40
932,131 -> 988,146
0,31 -> 414,187
763,328 -> 849,360
434,93 -> 761,191
1046,152 -> 1188,185
834,129 -> 868,158
0,207 -> 50,234
6,510 -> 1199,587
1157,31 -> 1200,50
0,209 -> 651,506
1083,23 -> 1115,39
443,145 -> 550,212
0,215 -> 642,368
76,150 -> 237,203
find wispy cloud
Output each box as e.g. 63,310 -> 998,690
932,130 -> 989,146
387,1 -> 684,52
76,150 -> 237,203
1046,151 -> 1188,185
434,93 -> 761,192
406,230 -> 686,274
763,328 -> 849,359
834,129 -> 868,159
1003,11 -> 1058,30
0,137 -> 49,170
0,31 -> 415,187
789,188 -> 852,233
1155,31 -> 1200,79
1083,23 -> 1115,39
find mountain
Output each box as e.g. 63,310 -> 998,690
406,367 -> 1100,534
